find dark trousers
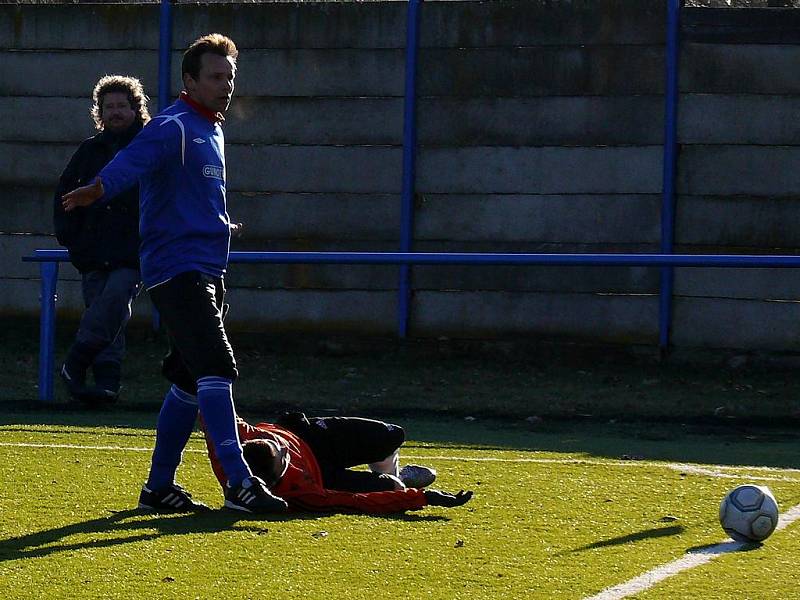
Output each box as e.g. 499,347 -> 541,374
280,415 -> 406,493
75,267 -> 141,366
148,271 -> 237,394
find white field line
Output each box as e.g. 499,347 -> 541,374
0,441 -> 799,482
583,503 -> 800,600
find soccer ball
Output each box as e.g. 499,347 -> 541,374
719,484 -> 779,543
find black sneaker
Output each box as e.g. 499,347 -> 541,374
224,475 -> 288,514
60,363 -> 89,401
138,483 -> 210,513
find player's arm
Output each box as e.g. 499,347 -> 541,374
289,487 -> 426,514
63,118 -> 178,211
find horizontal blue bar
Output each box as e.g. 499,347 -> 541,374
22,249 -> 800,268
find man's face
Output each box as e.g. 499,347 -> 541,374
100,92 -> 136,133
184,52 -> 236,114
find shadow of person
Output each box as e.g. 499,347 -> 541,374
0,506 -> 449,562
568,525 -> 685,553
0,508 -> 311,562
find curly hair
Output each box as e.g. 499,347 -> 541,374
182,33 -> 238,80
90,75 -> 150,131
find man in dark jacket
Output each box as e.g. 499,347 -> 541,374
53,75 -> 151,403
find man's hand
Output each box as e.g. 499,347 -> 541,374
230,222 -> 244,238
62,176 -> 104,212
423,489 -> 473,508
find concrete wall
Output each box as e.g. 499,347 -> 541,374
2,1 -> 800,349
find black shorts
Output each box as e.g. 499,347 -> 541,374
278,413 -> 406,493
149,270 -> 237,394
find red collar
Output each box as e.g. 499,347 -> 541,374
179,91 -> 225,124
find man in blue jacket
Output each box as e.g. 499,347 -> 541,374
62,33 -> 287,515
54,75 -> 150,404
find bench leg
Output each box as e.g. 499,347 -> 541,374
38,262 -> 59,402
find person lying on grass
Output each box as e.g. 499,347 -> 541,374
202,412 -> 473,514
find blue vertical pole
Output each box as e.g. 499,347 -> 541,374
398,0 -> 422,338
153,0 -> 173,331
39,262 -> 59,402
659,0 -> 681,355
159,0 -> 173,113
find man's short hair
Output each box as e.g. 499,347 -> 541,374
242,439 -> 288,488
91,75 -> 150,131
182,33 -> 238,80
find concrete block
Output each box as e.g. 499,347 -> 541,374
676,195 -> 800,247
417,146 -> 663,194
410,290 -> 659,343
682,43 -> 800,94
672,296 -> 800,350
679,146 -> 800,196
680,94 -> 800,145
2,186 -> 54,235
0,142 -> 74,187
673,267 -> 800,299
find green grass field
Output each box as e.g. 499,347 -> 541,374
2,412 -> 800,600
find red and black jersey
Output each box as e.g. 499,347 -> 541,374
204,417 -> 428,514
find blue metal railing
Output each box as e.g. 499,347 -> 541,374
22,249 -> 800,402
660,0 -> 682,355
398,0 -> 423,338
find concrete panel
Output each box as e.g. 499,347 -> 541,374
673,267 -> 800,300
0,142 -> 74,187
410,290 -> 658,343
411,263 -> 659,294
676,195 -> 800,247
227,145 -> 662,195
0,278 -> 153,322
680,94 -> 800,145
679,146 -> 800,196
224,287 -> 397,335
2,1 -> 665,51
3,94 -> 665,147
0,97 -> 97,143
2,186 -> 54,235
414,194 -> 661,243
228,192 -> 662,244
1,46 -> 666,98
226,97 -> 403,146
417,146 -> 663,194
672,296 -> 800,350
0,5 -> 159,50
0,50 -> 160,97
682,44 -> 800,94
226,144 -> 401,193
1,233 -> 63,279
417,46 -> 664,96
227,191 -> 400,240
417,96 -> 665,146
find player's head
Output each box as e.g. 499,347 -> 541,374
91,75 -> 150,133
242,439 -> 290,488
182,33 -> 238,114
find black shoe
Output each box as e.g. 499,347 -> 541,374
224,476 -> 288,514
138,483 -> 210,513
60,363 -> 89,400
91,361 -> 121,402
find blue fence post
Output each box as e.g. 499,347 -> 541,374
659,0 -> 681,356
398,0 -> 422,338
38,261 -> 59,402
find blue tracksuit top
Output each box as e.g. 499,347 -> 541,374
97,97 -> 230,289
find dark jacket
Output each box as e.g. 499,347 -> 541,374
53,123 -> 142,273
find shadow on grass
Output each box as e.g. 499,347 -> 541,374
568,525 -> 685,553
2,402 -> 800,470
0,508 -> 448,563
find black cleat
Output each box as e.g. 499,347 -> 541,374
224,475 -> 288,514
138,483 -> 210,513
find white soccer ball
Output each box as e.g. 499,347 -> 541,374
719,484 -> 779,543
